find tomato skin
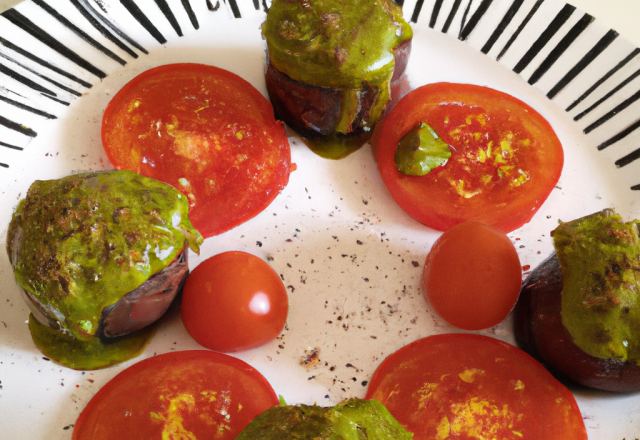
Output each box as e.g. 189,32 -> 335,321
102,63 -> 291,238
377,83 -> 563,233
365,334 -> 587,440
181,251 -> 288,352
423,221 -> 521,330
72,350 -> 279,440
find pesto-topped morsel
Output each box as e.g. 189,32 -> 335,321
262,0 -> 412,90
554,209 -> 640,366
395,122 -> 451,176
236,398 -> 413,440
262,0 -> 413,159
7,170 -> 203,342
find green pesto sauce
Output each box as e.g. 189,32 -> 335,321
395,122 -> 451,175
9,170 -> 202,341
554,209 -> 640,366
28,313 -> 155,370
303,128 -> 373,159
236,398 -> 413,440
262,0 -> 412,90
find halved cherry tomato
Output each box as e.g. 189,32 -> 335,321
423,221 -> 521,330
72,350 -> 279,440
102,63 -> 291,238
181,251 -> 288,353
365,334 -> 587,440
376,83 -> 563,233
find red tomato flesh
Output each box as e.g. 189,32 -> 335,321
366,334 -> 587,440
102,63 -> 291,238
181,251 -> 288,352
423,221 -> 521,330
377,83 -> 563,233
72,350 -> 279,440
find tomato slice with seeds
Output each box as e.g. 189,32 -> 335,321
72,350 -> 279,440
365,334 -> 587,440
102,63 -> 291,238
376,83 -> 563,233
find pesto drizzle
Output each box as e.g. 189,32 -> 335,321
554,209 -> 640,366
9,170 -> 203,341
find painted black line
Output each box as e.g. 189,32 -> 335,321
460,0 -> 472,38
207,0 -> 221,12
251,0 -> 259,10
41,93 -> 70,106
566,48 -> 640,112
32,0 -> 127,66
481,0 -> 524,54
547,29 -> 619,99
411,0 -> 426,24
227,0 -> 242,18
459,0 -> 494,41
0,162 -> 8,168
261,0 -> 268,13
0,140 -> 24,150
119,0 -> 167,44
0,52 -> 82,97
528,12 -> 593,85
596,117 -> 640,150
0,114 -> 37,137
584,88 -> 640,134
181,0 -> 199,29
442,0 -> 462,34
632,183 -> 640,190
0,95 -> 57,119
71,0 -> 138,59
0,62 -> 58,96
0,36 -> 92,88
497,0 -> 545,61
77,0 -> 148,54
513,4 -> 575,74
154,0 -> 183,36
574,67 -> 640,121
1,9 -> 106,79
615,146 -> 640,168
428,0 -> 443,27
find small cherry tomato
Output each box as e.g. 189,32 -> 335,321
72,350 -> 279,440
102,63 -> 292,238
423,221 -> 521,330
377,83 -> 563,233
181,251 -> 288,352
365,334 -> 587,440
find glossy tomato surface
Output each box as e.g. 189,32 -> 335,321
72,350 -> 279,440
365,334 -> 587,440
102,63 -> 291,238
423,221 -> 521,330
181,251 -> 288,352
377,83 -> 563,233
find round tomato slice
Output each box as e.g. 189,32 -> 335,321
72,350 -> 279,440
102,63 -> 292,238
365,334 -> 586,440
376,83 -> 563,233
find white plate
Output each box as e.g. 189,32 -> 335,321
1,0 -> 639,439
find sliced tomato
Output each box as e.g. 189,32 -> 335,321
365,334 -> 587,440
72,350 -> 279,440
376,83 -> 563,233
102,63 -> 291,238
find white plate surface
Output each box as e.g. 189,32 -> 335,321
0,0 -> 639,439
